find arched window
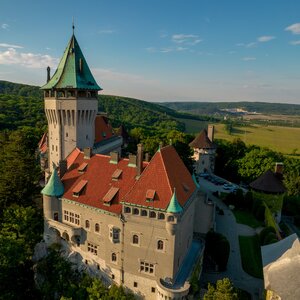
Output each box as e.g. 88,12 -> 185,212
141,210 -> 147,216
132,234 -> 139,244
124,206 -> 131,213
133,208 -> 139,215
167,215 -> 175,222
157,240 -> 164,250
149,211 -> 156,218
85,220 -> 90,229
95,223 -> 100,233
111,253 -> 117,262
158,213 -> 165,220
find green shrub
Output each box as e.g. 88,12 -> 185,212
259,226 -> 276,245
263,232 -> 278,245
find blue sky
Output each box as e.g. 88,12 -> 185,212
1,0 -> 300,103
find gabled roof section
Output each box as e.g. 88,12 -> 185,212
189,129 -> 215,149
122,145 -> 196,210
41,168 -> 64,197
41,34 -> 101,90
94,115 -> 113,144
250,170 -> 286,194
167,189 -> 183,213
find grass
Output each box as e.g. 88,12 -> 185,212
233,210 -> 263,228
179,117 -> 300,155
239,235 -> 263,279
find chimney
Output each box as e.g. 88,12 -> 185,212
137,144 -> 144,177
47,66 -> 51,83
275,162 -> 284,178
110,151 -> 119,164
59,159 -> 67,178
84,147 -> 92,159
128,154 -> 137,167
207,125 -> 214,142
145,153 -> 150,162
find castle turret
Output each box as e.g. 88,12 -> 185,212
41,30 -> 102,171
41,167 -> 64,221
166,189 -> 183,235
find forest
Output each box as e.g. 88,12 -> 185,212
0,80 -> 300,299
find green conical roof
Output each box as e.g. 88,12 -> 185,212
41,34 -> 101,90
41,168 -> 64,197
167,188 -> 183,214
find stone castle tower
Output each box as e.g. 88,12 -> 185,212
41,32 -> 101,171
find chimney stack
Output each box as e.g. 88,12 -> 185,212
275,162 -> 284,179
145,153 -> 150,162
137,144 -> 144,177
128,154 -> 137,167
47,66 -> 51,83
207,125 -> 214,142
110,151 -> 119,164
59,159 -> 67,178
84,147 -> 92,159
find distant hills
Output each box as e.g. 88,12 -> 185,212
159,101 -> 300,116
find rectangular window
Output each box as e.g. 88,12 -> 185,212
63,210 -> 80,225
140,261 -> 154,275
151,287 -> 155,293
133,282 -> 138,287
109,227 -> 120,243
87,242 -> 98,256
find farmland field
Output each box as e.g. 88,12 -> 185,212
179,117 -> 300,155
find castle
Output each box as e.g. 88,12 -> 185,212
41,30 -> 213,300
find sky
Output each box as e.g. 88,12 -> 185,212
1,0 -> 300,104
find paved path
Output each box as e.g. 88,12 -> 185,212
201,188 -> 264,299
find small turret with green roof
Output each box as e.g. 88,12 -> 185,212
167,188 -> 183,214
41,168 -> 64,197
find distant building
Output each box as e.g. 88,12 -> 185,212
40,30 -> 213,299
261,233 -> 300,300
189,125 -> 216,174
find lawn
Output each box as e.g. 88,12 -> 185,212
233,210 -> 263,228
180,117 -> 300,155
239,235 -> 263,278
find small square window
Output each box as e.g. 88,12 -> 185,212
151,287 -> 155,293
134,282 -> 138,288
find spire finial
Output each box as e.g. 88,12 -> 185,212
72,17 -> 75,35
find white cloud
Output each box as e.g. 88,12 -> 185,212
290,40 -> 300,45
171,34 -> 202,45
242,57 -> 256,61
0,48 -> 58,68
285,23 -> 300,34
257,35 -> 276,42
98,29 -> 116,34
236,42 -> 257,48
0,43 -> 23,49
1,23 -> 9,30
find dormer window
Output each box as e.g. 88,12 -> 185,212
72,180 -> 88,197
103,187 -> 119,206
146,189 -> 156,202
78,162 -> 88,173
112,169 -> 122,181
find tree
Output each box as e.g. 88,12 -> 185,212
238,147 -> 283,182
0,129 -> 40,211
204,278 -> 238,300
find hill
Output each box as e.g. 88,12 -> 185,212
160,101 -> 300,116
0,80 -> 184,132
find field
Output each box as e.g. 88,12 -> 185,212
179,117 -> 300,155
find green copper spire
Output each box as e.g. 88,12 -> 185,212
41,34 -> 101,90
41,168 -> 64,197
167,188 -> 183,214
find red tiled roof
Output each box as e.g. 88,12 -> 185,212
62,149 -> 148,214
189,129 -> 215,149
94,115 -> 113,143
122,146 -> 196,210
38,132 -> 48,154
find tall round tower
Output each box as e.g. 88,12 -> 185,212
41,31 -> 102,171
